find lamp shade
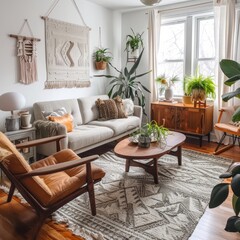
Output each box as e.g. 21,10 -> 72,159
140,0 -> 161,6
0,92 -> 26,112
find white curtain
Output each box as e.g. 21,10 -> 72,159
148,9 -> 161,105
213,0 -> 235,143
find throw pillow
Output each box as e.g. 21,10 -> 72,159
122,98 -> 134,116
42,107 -> 68,119
95,99 -> 118,120
114,96 -> 127,118
48,114 -> 73,132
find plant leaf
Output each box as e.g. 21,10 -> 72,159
222,88 -> 240,102
231,174 -> 240,197
225,216 -> 240,232
224,74 -> 240,86
128,49 -> 144,76
232,107 -> 240,122
232,194 -> 240,216
220,59 -> 240,78
209,183 -> 229,208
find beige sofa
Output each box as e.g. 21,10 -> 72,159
33,95 -> 142,156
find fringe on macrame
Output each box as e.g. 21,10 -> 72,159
44,80 -> 91,89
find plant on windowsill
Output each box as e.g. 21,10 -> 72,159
93,47 -> 112,70
155,74 -> 180,101
182,76 -> 193,105
125,28 -> 144,60
184,70 -> 216,103
94,48 -> 151,115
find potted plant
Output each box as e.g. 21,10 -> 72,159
184,71 -> 216,102
95,49 -> 151,115
155,74 -> 180,100
209,162 -> 240,232
93,48 -> 112,70
125,28 -> 144,59
208,59 -> 240,232
182,76 -> 193,105
130,120 -> 169,148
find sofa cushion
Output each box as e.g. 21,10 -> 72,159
33,99 -> 82,126
88,116 -> 140,136
114,96 -> 127,118
48,114 -> 73,132
77,95 -> 109,124
95,99 -> 118,120
67,125 -> 114,150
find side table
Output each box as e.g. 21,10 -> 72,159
4,127 -> 36,163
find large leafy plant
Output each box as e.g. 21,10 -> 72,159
209,163 -> 240,232
219,59 -> 240,122
96,49 -> 151,114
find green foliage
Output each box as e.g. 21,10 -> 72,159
95,49 -> 151,115
143,120 -> 169,139
184,71 -> 216,99
93,48 -> 112,63
125,28 -> 144,53
209,163 -> 240,232
220,59 -> 240,122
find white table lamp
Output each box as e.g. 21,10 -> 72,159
0,92 -> 26,131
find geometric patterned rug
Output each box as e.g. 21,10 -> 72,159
54,149 -> 232,240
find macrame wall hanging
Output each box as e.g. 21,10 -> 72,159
9,19 -> 41,84
42,0 -> 91,89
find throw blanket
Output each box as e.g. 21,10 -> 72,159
34,120 -> 63,139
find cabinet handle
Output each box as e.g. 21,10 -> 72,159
162,118 -> 165,126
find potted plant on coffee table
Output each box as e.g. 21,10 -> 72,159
93,47 -> 112,70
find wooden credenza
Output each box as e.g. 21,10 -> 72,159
151,102 -> 213,146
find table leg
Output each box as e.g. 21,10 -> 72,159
153,158 -> 159,184
177,146 -> 182,166
125,159 -> 130,172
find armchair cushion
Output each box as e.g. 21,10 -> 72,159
30,149 -> 105,205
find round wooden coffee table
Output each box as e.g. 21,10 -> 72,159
114,131 -> 186,184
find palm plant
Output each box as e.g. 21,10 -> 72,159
220,59 -> 240,122
95,49 -> 151,114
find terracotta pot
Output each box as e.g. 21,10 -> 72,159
182,96 -> 193,105
95,61 -> 107,70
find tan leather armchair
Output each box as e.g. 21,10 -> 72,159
214,107 -> 240,154
0,132 -> 105,240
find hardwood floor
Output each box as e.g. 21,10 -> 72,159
0,137 -> 239,240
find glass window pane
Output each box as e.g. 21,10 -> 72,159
158,22 -> 185,61
197,60 -> 215,77
198,18 -> 215,58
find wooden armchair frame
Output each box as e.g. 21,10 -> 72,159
0,135 -> 103,240
214,109 -> 240,155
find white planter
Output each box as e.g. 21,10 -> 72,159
129,49 -> 139,59
165,86 -> 173,100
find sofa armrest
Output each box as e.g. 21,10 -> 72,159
133,105 -> 143,128
34,120 -> 68,150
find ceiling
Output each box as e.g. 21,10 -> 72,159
87,0 -> 192,11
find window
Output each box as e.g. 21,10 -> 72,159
157,13 -> 215,97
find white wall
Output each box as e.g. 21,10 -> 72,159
0,0 -> 120,131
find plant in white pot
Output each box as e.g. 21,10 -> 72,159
125,28 -> 144,60
155,75 -> 180,101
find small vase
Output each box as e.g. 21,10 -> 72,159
165,86 -> 173,101
138,135 -> 151,148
